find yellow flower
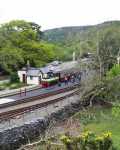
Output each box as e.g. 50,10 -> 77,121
95,136 -> 104,141
60,135 -> 67,140
82,131 -> 92,138
66,139 -> 71,143
60,135 -> 71,144
103,132 -> 112,138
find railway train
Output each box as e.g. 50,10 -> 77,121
18,60 -> 81,88
41,61 -> 81,88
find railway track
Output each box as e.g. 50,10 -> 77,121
0,85 -> 79,122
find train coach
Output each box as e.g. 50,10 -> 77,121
41,61 -> 80,87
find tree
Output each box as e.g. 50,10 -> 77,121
98,28 -> 120,75
0,20 -> 61,73
0,47 -> 24,73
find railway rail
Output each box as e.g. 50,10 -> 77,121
0,84 -> 79,122
0,84 -> 79,109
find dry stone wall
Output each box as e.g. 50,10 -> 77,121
0,96 -> 90,150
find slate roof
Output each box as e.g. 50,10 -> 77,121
27,69 -> 40,76
40,61 -> 79,74
48,61 -> 62,66
53,61 -> 79,74
40,65 -> 57,74
24,61 -> 79,77
40,67 -> 50,74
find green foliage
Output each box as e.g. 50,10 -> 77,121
112,105 -> 120,118
60,131 -> 113,150
96,75 -> 120,103
44,25 -> 97,60
0,20 -> 62,74
0,47 -> 24,73
0,82 -> 25,90
44,21 -> 120,63
106,64 -> 120,79
73,107 -> 120,149
28,131 -> 113,150
1,20 -> 120,73
10,72 -> 20,83
98,28 -> 120,75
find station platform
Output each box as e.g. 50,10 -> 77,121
0,81 -> 80,105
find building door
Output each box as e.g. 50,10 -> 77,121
22,74 -> 26,83
39,76 -> 41,84
58,73 -> 61,81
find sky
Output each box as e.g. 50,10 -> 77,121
0,0 -> 120,30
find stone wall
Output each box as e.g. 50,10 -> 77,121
0,96 -> 90,150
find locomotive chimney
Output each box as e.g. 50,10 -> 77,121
27,60 -> 30,70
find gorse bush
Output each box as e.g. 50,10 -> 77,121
60,131 -> 113,150
23,130 -> 114,150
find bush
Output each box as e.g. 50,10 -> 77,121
60,131 -> 113,150
10,72 -> 20,83
23,131 -> 114,150
106,64 -> 120,79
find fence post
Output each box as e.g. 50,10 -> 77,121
8,119 -> 11,128
20,88 -> 22,96
25,88 -> 26,96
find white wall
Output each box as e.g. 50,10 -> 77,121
27,76 -> 39,85
18,70 -> 26,82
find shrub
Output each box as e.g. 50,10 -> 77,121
60,131 -> 113,150
106,64 -> 120,79
10,72 -> 20,83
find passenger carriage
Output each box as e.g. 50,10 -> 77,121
41,61 -> 80,87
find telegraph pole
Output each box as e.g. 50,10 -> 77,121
97,31 -> 102,80
73,51 -> 76,61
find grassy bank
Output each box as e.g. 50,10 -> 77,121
74,106 -> 120,149
21,105 -> 120,150
0,82 -> 26,91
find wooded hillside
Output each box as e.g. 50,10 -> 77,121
1,20 -> 120,74
44,21 -> 120,59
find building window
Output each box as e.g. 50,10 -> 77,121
30,76 -> 33,80
43,74 -> 48,79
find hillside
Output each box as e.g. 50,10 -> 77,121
44,21 -> 120,59
1,20 -> 120,73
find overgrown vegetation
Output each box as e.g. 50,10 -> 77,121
20,107 -> 120,150
106,64 -> 120,79
21,130 -> 113,150
60,131 -> 113,150
0,82 -> 25,90
73,107 -> 120,149
81,63 -> 120,105
10,72 -> 20,83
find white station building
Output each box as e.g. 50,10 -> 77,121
18,60 -> 79,85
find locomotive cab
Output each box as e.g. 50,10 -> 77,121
41,72 -> 59,88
